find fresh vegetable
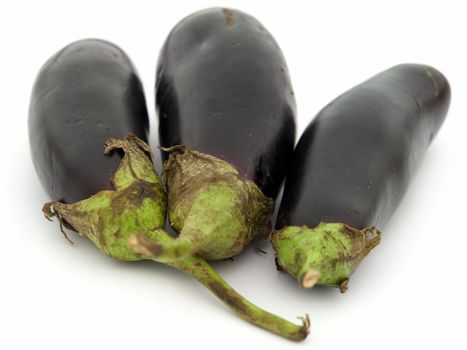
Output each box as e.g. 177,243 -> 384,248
29,39 -> 310,341
272,64 -> 450,292
29,38 -> 149,203
131,8 -> 297,262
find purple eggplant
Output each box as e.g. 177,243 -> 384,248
272,64 -> 450,292
133,8 -> 296,262
29,39 -> 149,203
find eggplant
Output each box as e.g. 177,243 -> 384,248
133,8 -> 296,262
272,64 -> 450,292
29,39 -> 149,204
30,39 -> 309,341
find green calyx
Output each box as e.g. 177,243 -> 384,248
43,133 -> 167,261
271,223 -> 381,292
43,134 -> 309,341
130,146 -> 273,262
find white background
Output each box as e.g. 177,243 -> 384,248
1,0 -> 466,349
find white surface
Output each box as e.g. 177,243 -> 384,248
1,0 -> 466,349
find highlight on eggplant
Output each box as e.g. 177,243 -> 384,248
272,64 -> 450,292
130,8 -> 297,262
29,39 -> 310,341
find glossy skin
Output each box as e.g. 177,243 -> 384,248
29,39 -> 149,203
156,8 -> 296,198
276,64 -> 450,230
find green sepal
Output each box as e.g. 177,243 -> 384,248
271,223 -> 381,292
42,133 -> 167,261
132,146 -> 274,261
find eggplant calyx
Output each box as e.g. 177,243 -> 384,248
42,134 -> 310,341
138,146 -> 273,262
271,223 -> 381,292
42,133 -> 167,261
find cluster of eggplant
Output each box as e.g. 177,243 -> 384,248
29,7 -> 450,342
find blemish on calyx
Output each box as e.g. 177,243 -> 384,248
222,8 -> 234,28
425,68 -> 440,97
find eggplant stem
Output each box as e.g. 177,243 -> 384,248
300,269 -> 321,289
166,256 -> 310,341
128,232 -> 200,262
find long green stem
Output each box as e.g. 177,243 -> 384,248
165,256 -> 310,341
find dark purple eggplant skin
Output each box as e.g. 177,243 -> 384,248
276,64 -> 450,230
156,8 -> 296,199
29,39 -> 149,203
